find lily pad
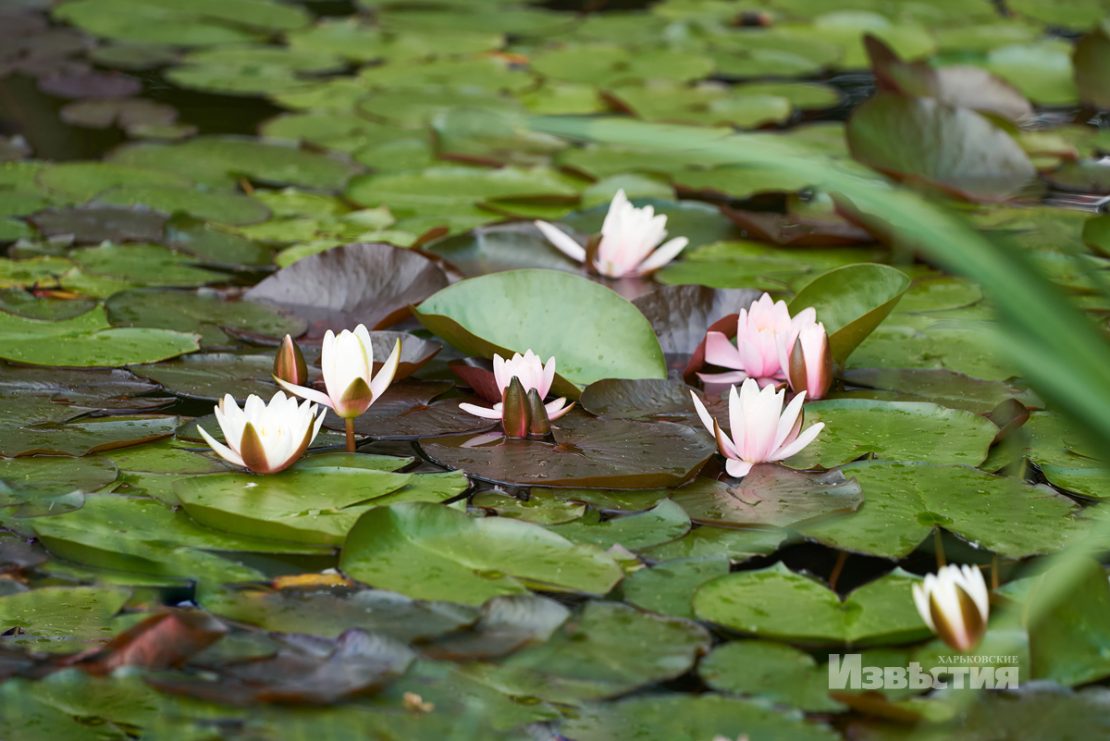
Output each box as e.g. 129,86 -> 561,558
464,601 -> 710,703
784,399 -> 999,468
0,414 -> 177,457
787,263 -> 910,363
632,284 -> 760,357
339,502 -> 624,605
694,563 -> 930,645
414,269 -> 667,394
421,416 -> 713,489
670,467 -> 863,529
847,92 -> 1036,201
797,460 -> 1084,559
699,640 -> 844,712
246,243 -> 448,337
621,556 -> 730,619
0,586 -> 130,653
549,499 -> 691,552
0,307 -> 199,368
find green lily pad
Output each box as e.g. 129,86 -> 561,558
0,307 -> 199,367
797,460 -> 1084,559
785,399 -> 998,468
68,243 -> 224,289
622,556 -> 730,619
131,353 -> 277,401
788,263 -> 910,363
0,586 -> 130,652
694,563 -> 930,645
414,269 -> 666,394
1027,557 -> 1110,687
0,415 -> 177,457
840,368 -> 1037,413
173,466 -> 449,545
642,525 -> 787,563
339,502 -> 624,606
561,693 -> 839,741
1074,22 -> 1110,109
699,640 -> 844,711
549,499 -> 691,552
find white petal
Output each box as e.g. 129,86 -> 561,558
725,458 -> 754,478
535,220 -> 587,263
459,402 -> 503,420
635,236 -> 688,275
198,424 -> 246,469
772,421 -> 824,461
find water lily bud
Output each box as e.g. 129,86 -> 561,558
273,334 -> 308,387
501,377 -> 530,438
787,322 -> 833,400
912,564 -> 990,653
526,388 -> 551,437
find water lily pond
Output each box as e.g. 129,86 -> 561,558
2,0 -> 1110,738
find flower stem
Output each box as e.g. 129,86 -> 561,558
345,419 -> 356,452
934,529 -> 946,569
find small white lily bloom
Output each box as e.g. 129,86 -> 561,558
198,392 -> 326,474
690,378 -> 824,478
276,324 -> 401,419
535,189 -> 688,278
912,564 -> 990,652
459,349 -> 573,423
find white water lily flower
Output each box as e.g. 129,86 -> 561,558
459,350 -> 573,422
198,391 -> 326,474
690,378 -> 824,478
912,564 -> 990,652
534,189 -> 688,278
276,324 -> 401,419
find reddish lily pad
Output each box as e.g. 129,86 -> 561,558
28,205 -> 167,243
245,243 -> 449,338
579,378 -> 696,421
721,206 -> 874,247
420,414 -> 714,489
341,381 -> 493,440
632,284 -> 759,358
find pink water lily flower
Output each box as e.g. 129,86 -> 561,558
699,293 -> 817,386
690,378 -> 824,478
276,324 -> 400,420
534,189 -> 688,278
459,350 -> 573,423
198,392 -> 326,474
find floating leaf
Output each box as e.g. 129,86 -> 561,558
421,416 -> 713,489
694,563 -> 930,645
797,460 -> 1084,559
785,399 -> 998,468
414,269 -> 666,394
339,502 -> 624,605
848,92 -> 1036,201
0,586 -> 129,652
246,243 -> 448,338
549,499 -> 691,552
621,556 -> 729,619
671,467 -> 862,529
787,263 -> 910,364
699,640 -> 844,711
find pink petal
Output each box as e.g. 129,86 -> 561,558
725,458 -> 754,478
545,398 -> 574,420
773,421 -> 825,461
689,390 -> 718,439
773,391 -> 806,451
704,332 -> 744,370
696,370 -> 748,385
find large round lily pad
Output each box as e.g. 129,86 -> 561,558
693,563 -> 930,645
414,269 -> 667,394
339,502 -> 624,605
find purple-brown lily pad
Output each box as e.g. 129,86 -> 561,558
579,378 -> 696,421
0,366 -> 169,412
419,414 -> 714,489
721,205 -> 874,247
150,629 -> 415,706
632,284 -> 758,359
38,66 -> 142,100
669,467 -> 862,529
330,381 -> 493,440
245,243 -> 449,339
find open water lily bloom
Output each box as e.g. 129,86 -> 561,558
534,189 -> 688,278
699,293 -> 818,386
198,392 -> 326,474
276,324 -> 401,419
690,378 -> 824,478
912,564 -> 990,652
459,350 -> 573,423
